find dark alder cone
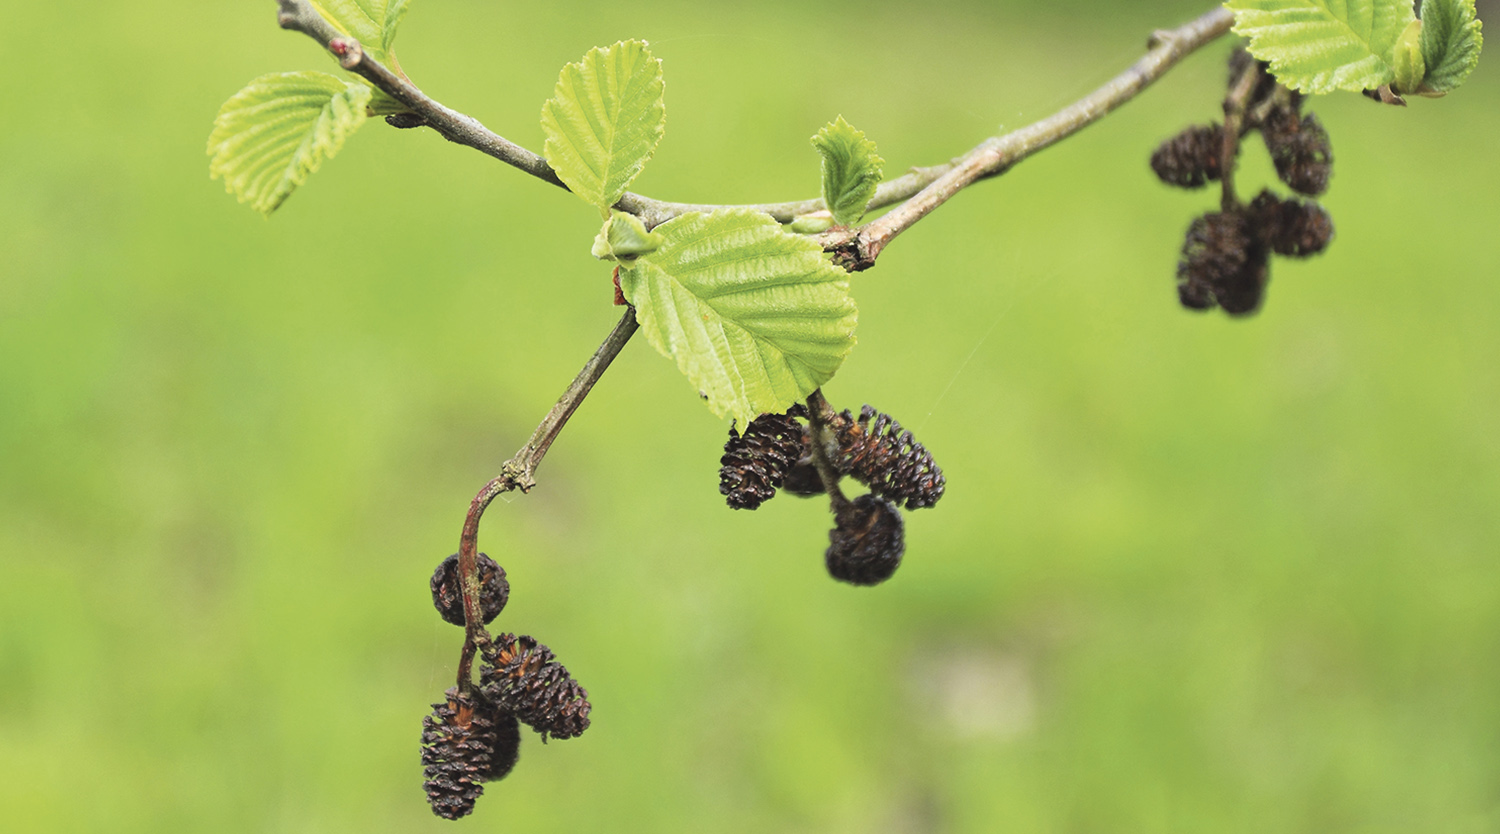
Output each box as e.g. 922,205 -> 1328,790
825,494 -> 906,586
831,406 -> 946,510
482,634 -> 592,741
781,425 -> 828,497
781,456 -> 827,497
1177,277 -> 1216,311
719,407 -> 806,510
485,710 -> 522,783
430,552 -> 509,627
1261,107 -> 1332,196
1248,190 -> 1334,258
1213,245 -> 1270,316
1150,124 -> 1225,189
421,688 -> 508,820
1177,211 -> 1270,316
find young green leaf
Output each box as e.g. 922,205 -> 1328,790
617,210 -> 858,425
1419,0 -> 1483,94
381,0 -> 412,56
811,117 -> 884,227
308,0 -> 409,62
592,211 -> 664,264
1225,0 -> 1416,93
1393,19 -> 1427,95
541,40 -> 666,210
207,72 -> 371,216
788,213 -> 834,235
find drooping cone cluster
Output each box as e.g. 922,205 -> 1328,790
718,404 -> 945,512
825,494 -> 906,586
1176,189 -> 1334,315
481,634 -> 592,741
420,688 -> 522,820
1153,50 -> 1335,316
719,406 -> 806,510
830,405 -> 946,510
421,553 -> 590,819
430,551 -> 510,626
716,400 -> 945,586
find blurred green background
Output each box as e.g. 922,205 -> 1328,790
4,1 -> 1499,831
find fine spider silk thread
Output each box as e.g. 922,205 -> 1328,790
917,260 -> 1062,435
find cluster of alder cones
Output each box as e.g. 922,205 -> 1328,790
420,553 -> 591,819
719,402 -> 946,585
1152,50 -> 1335,315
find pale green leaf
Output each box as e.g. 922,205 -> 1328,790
617,210 -> 858,424
1225,0 -> 1416,93
309,0 -> 407,61
381,0 -> 412,55
1393,19 -> 1427,94
592,211 -> 664,263
811,117 -> 884,227
207,72 -> 371,216
788,213 -> 834,235
541,40 -> 666,209
1419,0 -> 1483,93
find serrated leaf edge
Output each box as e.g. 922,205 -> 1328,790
811,116 -> 885,228
207,72 -> 371,216
1226,0 -> 1416,93
540,40 -> 666,209
1419,0 -> 1483,93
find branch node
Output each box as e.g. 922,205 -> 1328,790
501,462 -> 537,494
329,37 -> 363,70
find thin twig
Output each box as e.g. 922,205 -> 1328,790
1219,53 -> 1263,212
803,390 -> 851,516
452,309 -> 640,692
618,163 -> 959,228
274,0 -> 1234,241
825,6 -> 1236,270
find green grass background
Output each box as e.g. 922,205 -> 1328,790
4,1 -> 1499,831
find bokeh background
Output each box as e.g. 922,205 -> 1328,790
4,1 -> 1499,831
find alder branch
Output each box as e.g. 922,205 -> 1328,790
618,163 -> 958,229
451,308 -> 639,692
275,0 -> 568,190
275,0 -> 1234,237
823,7 -> 1236,270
